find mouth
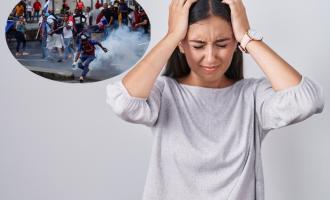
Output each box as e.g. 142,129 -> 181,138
200,65 -> 219,72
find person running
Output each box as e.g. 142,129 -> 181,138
15,16 -> 29,56
73,9 -> 87,47
46,11 -> 64,62
62,13 -> 74,61
73,34 -> 108,83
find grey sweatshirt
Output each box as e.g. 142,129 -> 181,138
106,76 -> 324,200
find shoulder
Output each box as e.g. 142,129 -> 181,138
90,40 -> 99,45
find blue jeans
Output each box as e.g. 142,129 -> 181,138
15,31 -> 26,52
33,11 -> 40,21
63,38 -> 74,59
78,55 -> 96,77
41,36 -> 48,58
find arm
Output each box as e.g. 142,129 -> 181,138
136,19 -> 148,27
222,0 -> 324,132
74,51 -> 81,62
96,41 -> 108,52
96,11 -> 104,24
222,0 -> 302,91
123,0 -> 197,98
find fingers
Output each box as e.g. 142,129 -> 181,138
222,0 -> 244,7
183,0 -> 198,10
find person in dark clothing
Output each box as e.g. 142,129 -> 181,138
73,9 -> 86,47
73,34 -> 108,83
118,0 -> 128,26
96,3 -> 116,39
96,3 -> 113,24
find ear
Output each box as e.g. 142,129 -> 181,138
178,41 -> 185,54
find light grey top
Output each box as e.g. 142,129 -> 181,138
106,76 -> 324,200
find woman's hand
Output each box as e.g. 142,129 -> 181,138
167,0 -> 197,42
222,0 -> 250,42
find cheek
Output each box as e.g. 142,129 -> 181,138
182,46 -> 203,67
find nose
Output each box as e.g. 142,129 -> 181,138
203,45 -> 217,64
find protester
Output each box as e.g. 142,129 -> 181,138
15,2 -> 25,17
15,16 -> 29,56
134,9 -> 149,34
33,0 -> 42,22
118,0 -> 128,26
38,11 -> 49,58
76,0 -> 85,12
73,34 -> 108,83
26,1 -> 33,22
62,13 -> 74,61
46,11 -> 64,62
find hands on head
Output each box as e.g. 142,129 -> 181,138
167,0 -> 250,43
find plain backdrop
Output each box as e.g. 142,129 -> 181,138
0,0 -> 329,199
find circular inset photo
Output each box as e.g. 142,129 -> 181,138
5,0 -> 150,83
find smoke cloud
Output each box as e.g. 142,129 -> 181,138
87,26 -> 150,80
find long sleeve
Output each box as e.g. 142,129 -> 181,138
254,76 -> 324,133
106,78 -> 165,127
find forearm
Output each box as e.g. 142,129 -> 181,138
246,40 -> 302,91
74,52 -> 80,62
122,33 -> 180,98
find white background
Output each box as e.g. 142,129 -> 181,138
1,0 -> 329,199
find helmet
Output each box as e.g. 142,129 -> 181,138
80,34 -> 89,40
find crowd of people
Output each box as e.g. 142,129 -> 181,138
7,0 -> 150,82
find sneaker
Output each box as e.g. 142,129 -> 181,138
22,52 -> 29,55
15,52 -> 21,56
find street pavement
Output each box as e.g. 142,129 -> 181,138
7,40 -> 124,83
6,21 -> 150,83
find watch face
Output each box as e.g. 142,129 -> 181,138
248,29 -> 263,40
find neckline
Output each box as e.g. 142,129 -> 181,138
175,78 -> 244,91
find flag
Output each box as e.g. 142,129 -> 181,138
43,0 -> 51,14
5,20 -> 15,33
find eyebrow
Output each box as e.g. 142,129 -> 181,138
189,38 -> 231,43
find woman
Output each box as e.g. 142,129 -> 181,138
106,0 -> 324,199
15,16 -> 28,56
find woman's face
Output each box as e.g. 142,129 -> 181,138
180,15 -> 237,85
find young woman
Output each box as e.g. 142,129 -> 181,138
106,0 -> 324,199
15,16 -> 28,56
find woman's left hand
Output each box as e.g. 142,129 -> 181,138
221,0 -> 250,42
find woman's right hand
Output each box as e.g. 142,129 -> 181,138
167,0 -> 197,42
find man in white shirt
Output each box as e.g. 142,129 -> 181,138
62,13 -> 74,60
46,11 -> 64,62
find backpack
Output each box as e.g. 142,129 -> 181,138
48,16 -> 63,34
82,41 -> 96,55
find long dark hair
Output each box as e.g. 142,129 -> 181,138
163,0 -> 243,81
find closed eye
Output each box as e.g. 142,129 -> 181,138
192,45 -> 204,49
216,43 -> 228,48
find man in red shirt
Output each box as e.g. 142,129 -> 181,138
76,0 -> 85,12
33,0 -> 41,22
95,0 -> 101,9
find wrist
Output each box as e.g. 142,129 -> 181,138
238,29 -> 263,53
165,32 -> 183,45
